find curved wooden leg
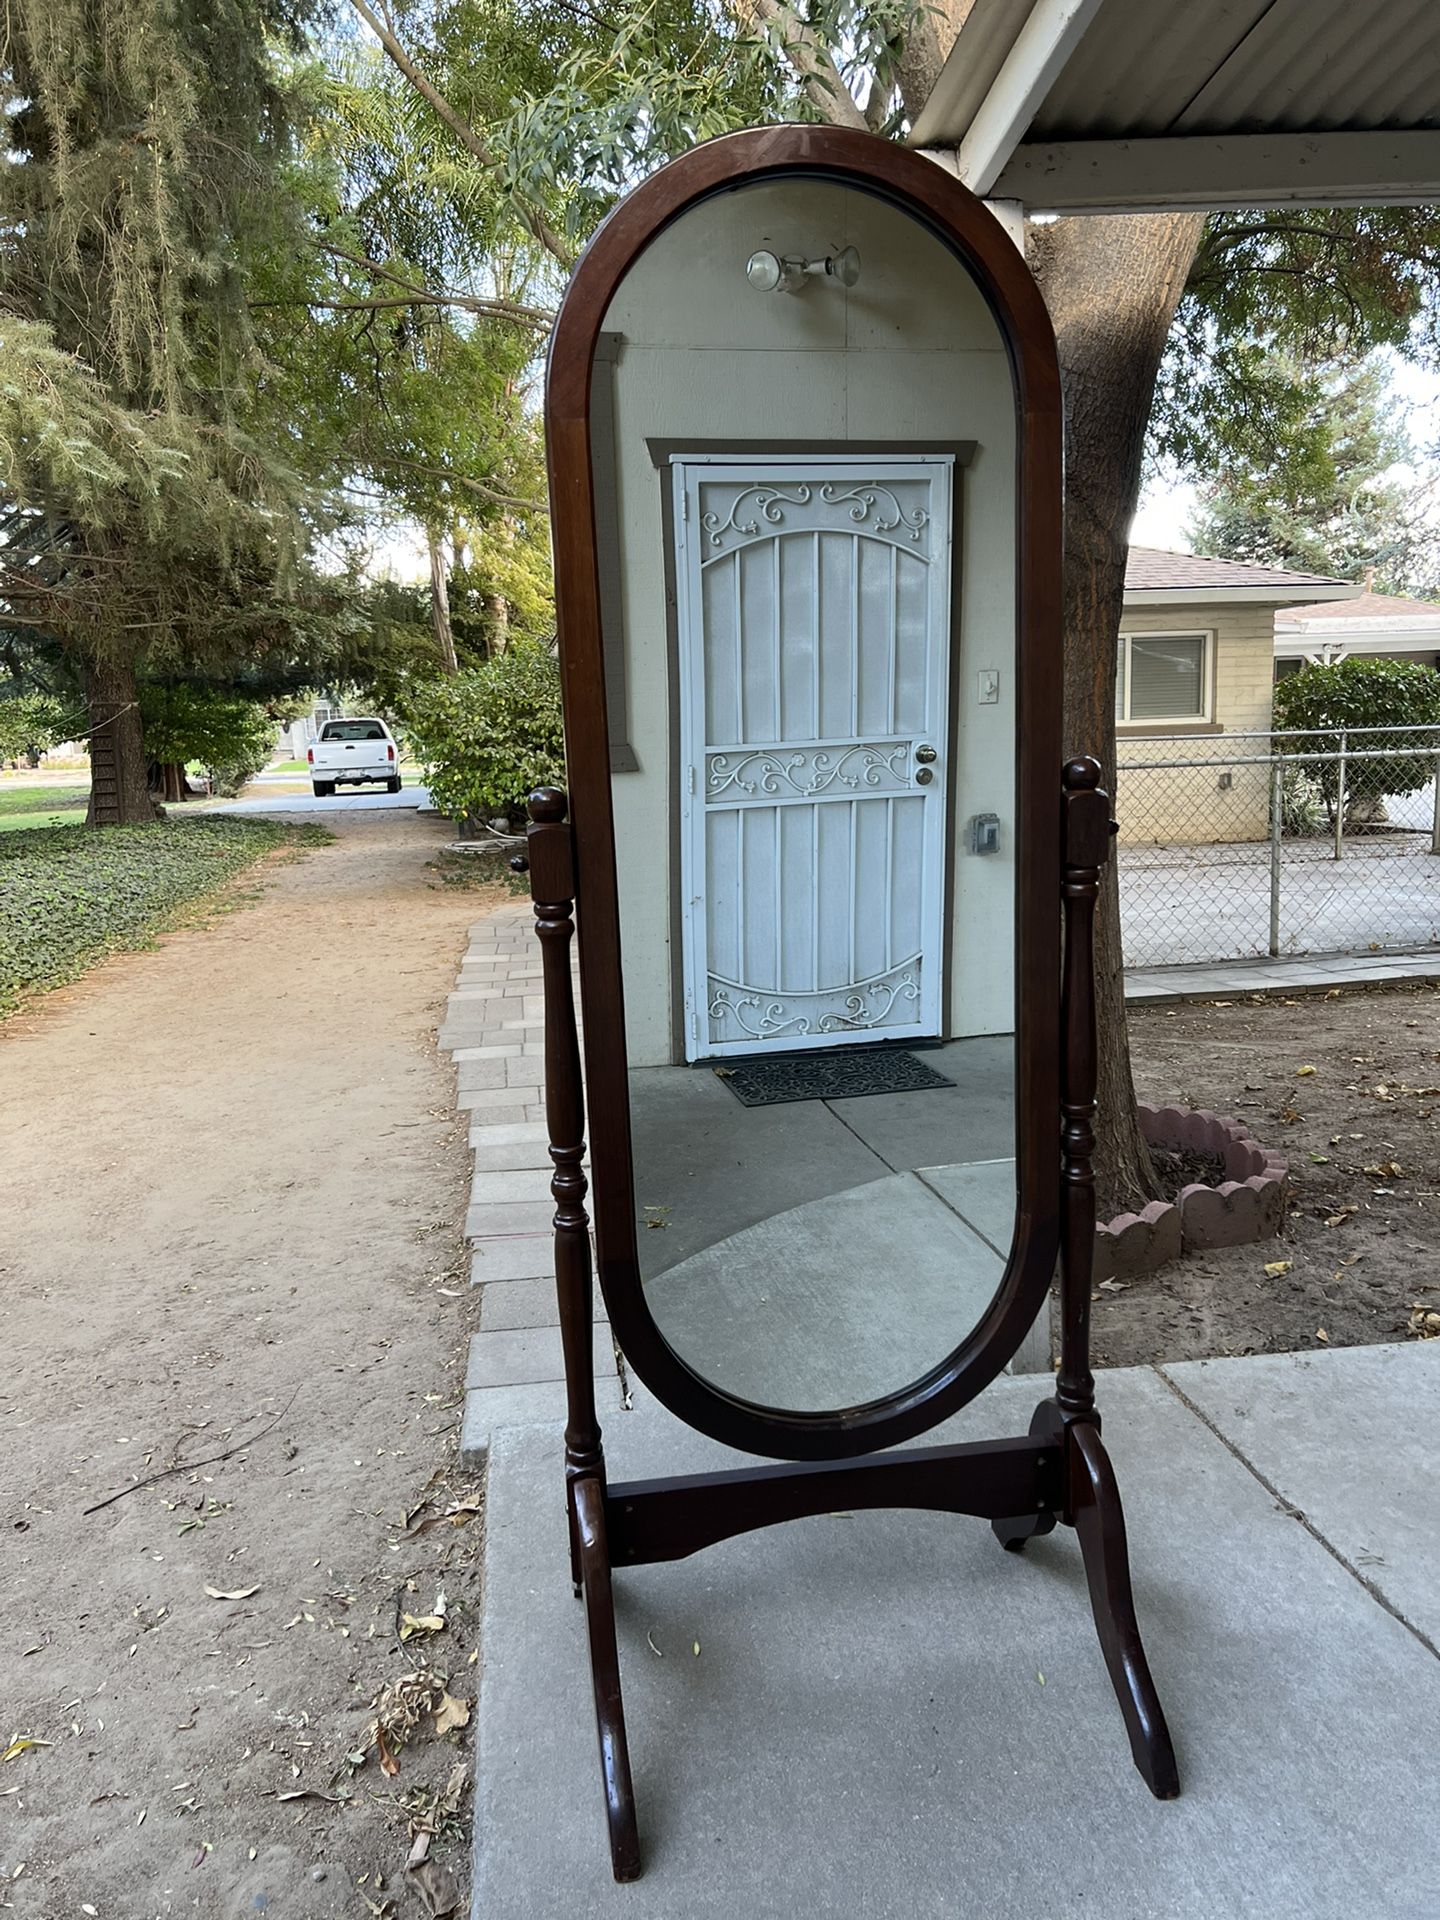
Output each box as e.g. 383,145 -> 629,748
1068,1420 -> 1179,1800
572,1474 -> 642,1880
991,1399 -> 1063,1552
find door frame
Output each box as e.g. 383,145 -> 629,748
670,451 -> 956,1061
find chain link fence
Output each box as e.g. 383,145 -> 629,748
1117,725 -> 1440,968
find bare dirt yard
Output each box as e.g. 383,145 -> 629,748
2,810 -> 497,1919
1097,980 -> 1440,1368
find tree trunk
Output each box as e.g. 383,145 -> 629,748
148,760 -> 190,802
428,529 -> 458,673
85,653 -> 159,827
1029,213 -> 1206,1216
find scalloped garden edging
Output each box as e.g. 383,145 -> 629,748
1095,1104 -> 1288,1283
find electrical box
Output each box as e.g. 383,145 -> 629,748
968,812 -> 1001,855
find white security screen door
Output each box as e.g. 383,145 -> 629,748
675,456 -> 954,1060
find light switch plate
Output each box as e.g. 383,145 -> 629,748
978,668 -> 1000,704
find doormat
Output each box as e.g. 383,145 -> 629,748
714,1050 -> 955,1107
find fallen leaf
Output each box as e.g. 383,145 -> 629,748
433,1693 -> 471,1737
692,1639 -> 701,1657
1,1738 -> 51,1763
398,1612 -> 446,1641
1315,1328 -> 1329,1343
376,1727 -> 400,1778
1263,1260 -> 1293,1278
408,1856 -> 460,1919
204,1585 -> 259,1601
1096,1278 -> 1127,1294
1295,1065 -> 1317,1077
1036,1670 -> 1046,1686
1324,1206 -> 1359,1228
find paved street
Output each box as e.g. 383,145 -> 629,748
203,781 -> 433,816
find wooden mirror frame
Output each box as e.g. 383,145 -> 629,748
545,125 -> 1063,1461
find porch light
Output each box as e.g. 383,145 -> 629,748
745,245 -> 860,293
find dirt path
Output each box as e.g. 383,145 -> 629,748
2,812 -> 494,1919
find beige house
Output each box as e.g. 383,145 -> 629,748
1115,548 -> 1357,844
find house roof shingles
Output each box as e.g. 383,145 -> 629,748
1276,586 -> 1440,631
1124,547 -> 1348,593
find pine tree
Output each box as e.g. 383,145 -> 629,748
0,0 -> 319,822
1189,360 -> 1430,590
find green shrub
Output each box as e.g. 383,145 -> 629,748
400,641 -> 564,826
139,684 -> 277,795
0,692 -> 70,765
1273,658 -> 1440,819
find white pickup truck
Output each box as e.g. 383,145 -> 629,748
307,718 -> 403,797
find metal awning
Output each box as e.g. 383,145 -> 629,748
910,0 -> 1440,211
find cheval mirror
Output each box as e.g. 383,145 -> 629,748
516,124 -> 1179,1882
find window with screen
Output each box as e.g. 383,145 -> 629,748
1116,632 -> 1211,723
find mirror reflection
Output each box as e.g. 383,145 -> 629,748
595,176 -> 1018,1412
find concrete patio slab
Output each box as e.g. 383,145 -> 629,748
1162,1343 -> 1440,1650
917,1157 -> 1016,1256
641,1169 -> 1005,1411
471,1353 -> 1440,1920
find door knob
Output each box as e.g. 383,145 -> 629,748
915,744 -> 937,763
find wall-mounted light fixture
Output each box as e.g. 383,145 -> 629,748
745,245 -> 860,293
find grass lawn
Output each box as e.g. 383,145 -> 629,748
0,815 -> 330,1015
0,804 -> 90,833
0,783 -> 90,830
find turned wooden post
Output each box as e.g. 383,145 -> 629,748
1057,756 -> 1112,1422
515,787 -> 603,1491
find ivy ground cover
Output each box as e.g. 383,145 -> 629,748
0,816 -> 329,1014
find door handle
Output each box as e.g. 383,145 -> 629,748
915,744 -> 937,764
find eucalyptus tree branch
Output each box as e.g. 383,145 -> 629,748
733,0 -> 869,130
372,454 -> 546,514
255,290 -> 551,328
345,0 -> 574,267
316,243 -> 554,325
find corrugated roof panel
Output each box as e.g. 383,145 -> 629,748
1030,0 -> 1440,140
905,0 -> 1031,152
1036,0 -> 1274,138
1174,0 -> 1440,133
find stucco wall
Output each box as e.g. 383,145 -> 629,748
1115,602 -> 1279,846
597,178 -> 1019,1066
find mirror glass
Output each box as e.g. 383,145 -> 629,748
594,176 -> 1018,1413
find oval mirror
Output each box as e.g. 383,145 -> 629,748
546,130 -> 1062,1457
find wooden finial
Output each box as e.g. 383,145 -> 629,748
529,786 -> 568,824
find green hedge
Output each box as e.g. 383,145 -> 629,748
0,816 -> 328,1014
400,640 -> 563,826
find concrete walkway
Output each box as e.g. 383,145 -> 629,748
472,1342 -> 1440,1919
444,904 -> 1440,1915
1126,945 -> 1440,1004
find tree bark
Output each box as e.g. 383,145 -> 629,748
428,530 -> 458,673
1029,214 -> 1206,1215
85,653 -> 159,827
